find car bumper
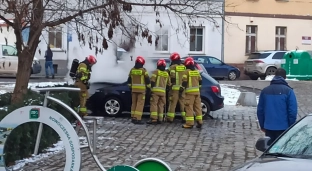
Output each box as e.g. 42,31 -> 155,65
244,69 -> 266,76
210,95 -> 224,111
32,63 -> 42,74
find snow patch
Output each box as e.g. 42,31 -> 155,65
261,75 -> 299,81
2,82 -> 68,89
220,84 -> 241,106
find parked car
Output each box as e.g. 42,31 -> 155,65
230,114 -> 312,171
86,63 -> 224,119
182,56 -> 240,80
0,43 -> 41,77
244,51 -> 286,80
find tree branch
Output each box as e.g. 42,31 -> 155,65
0,15 -> 14,27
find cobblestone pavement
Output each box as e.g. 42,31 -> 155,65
19,106 -> 262,171
222,80 -> 312,119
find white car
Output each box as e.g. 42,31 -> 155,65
244,51 -> 287,80
0,43 -> 41,77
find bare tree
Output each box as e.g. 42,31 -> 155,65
0,0 -> 225,103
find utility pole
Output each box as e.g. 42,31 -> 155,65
221,0 -> 225,62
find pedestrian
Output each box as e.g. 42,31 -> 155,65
167,52 -> 186,123
147,59 -> 171,125
127,56 -> 151,124
44,45 -> 55,79
257,68 -> 298,145
181,57 -> 203,129
75,55 -> 97,117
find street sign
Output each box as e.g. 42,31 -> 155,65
29,108 -> 40,119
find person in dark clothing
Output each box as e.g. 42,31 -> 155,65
257,68 -> 298,145
45,46 -> 54,79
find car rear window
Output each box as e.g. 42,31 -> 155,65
201,72 -> 218,85
248,53 -> 271,59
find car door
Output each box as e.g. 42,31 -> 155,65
271,52 -> 286,68
1,45 -> 18,74
207,57 -> 228,77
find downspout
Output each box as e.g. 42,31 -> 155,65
221,0 -> 225,62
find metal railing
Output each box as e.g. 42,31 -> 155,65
31,87 -> 107,171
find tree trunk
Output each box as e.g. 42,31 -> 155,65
10,50 -> 34,103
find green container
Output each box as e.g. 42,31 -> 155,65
107,165 -> 139,171
134,158 -> 172,171
281,50 -> 312,80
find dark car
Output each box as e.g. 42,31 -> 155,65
87,68 -> 224,119
231,114 -> 312,171
182,56 -> 240,80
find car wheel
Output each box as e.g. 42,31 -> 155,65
266,67 -> 277,76
201,99 -> 211,119
103,97 -> 122,117
228,71 -> 237,80
249,76 -> 259,80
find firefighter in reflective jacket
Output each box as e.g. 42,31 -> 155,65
181,57 -> 203,129
167,52 -> 186,123
75,55 -> 97,117
127,56 -> 151,124
147,59 -> 171,124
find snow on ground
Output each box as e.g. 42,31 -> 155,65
2,82 -> 68,89
262,75 -> 298,81
220,84 -> 241,106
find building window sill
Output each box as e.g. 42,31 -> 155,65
51,48 -> 65,52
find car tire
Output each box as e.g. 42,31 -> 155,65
103,97 -> 123,117
201,99 -> 211,120
228,71 -> 237,81
249,76 -> 259,80
265,67 -> 277,76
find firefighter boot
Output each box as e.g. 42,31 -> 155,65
146,119 -> 158,125
182,124 -> 193,129
181,120 -> 186,124
133,118 -> 144,125
196,121 -> 202,129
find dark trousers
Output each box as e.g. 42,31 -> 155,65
45,61 -> 54,76
265,130 -> 285,145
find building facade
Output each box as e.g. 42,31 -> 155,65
224,0 -> 312,74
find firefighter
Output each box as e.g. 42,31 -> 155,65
75,55 -> 97,117
127,56 -> 151,124
167,52 -> 186,123
147,59 -> 171,125
181,57 -> 203,129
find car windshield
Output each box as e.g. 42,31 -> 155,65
267,115 -> 312,159
248,53 -> 270,59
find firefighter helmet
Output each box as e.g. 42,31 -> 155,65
87,55 -> 97,64
136,56 -> 145,65
184,57 -> 195,66
170,52 -> 180,61
157,59 -> 166,67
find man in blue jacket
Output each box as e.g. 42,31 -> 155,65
44,45 -> 54,79
257,68 -> 297,145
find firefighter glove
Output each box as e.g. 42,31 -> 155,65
76,72 -> 82,78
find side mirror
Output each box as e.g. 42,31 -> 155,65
255,137 -> 271,152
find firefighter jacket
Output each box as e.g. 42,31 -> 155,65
150,69 -> 171,95
127,67 -> 151,93
182,69 -> 202,95
169,64 -> 186,91
76,62 -> 91,84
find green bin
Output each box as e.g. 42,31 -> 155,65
281,50 -> 312,80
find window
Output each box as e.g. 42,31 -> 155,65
272,52 -> 286,59
2,45 -> 17,56
155,27 -> 169,52
245,25 -> 257,54
48,27 -> 63,49
276,27 -> 286,51
190,28 -> 203,52
248,53 -> 270,59
208,57 -> 222,65
194,57 -> 208,63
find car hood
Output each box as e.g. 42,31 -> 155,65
232,157 -> 312,171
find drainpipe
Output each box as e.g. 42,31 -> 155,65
221,0 -> 225,62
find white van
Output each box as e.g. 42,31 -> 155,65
0,43 -> 41,77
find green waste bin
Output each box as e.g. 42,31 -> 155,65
281,50 -> 312,80
134,158 -> 172,171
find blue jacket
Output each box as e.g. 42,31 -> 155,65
45,49 -> 53,61
257,76 -> 297,131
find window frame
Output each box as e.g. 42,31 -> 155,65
48,26 -> 64,51
245,25 -> 257,54
154,26 -> 170,53
275,27 -> 287,51
189,27 -> 205,54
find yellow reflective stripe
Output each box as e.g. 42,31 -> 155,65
131,111 -> 135,114
176,65 -> 186,71
152,87 -> 166,93
152,74 -> 157,77
159,114 -> 164,118
79,67 -> 87,72
196,116 -> 202,120
189,70 -> 200,76
182,75 -> 187,79
151,112 -> 158,116
79,107 -> 87,112
132,84 -> 146,89
172,85 -> 180,90
167,113 -> 175,117
185,116 -> 194,121
181,112 -> 186,117
158,71 -> 169,77
131,69 -> 143,75
81,76 -> 88,81
134,111 -> 143,115
186,87 -> 200,93
170,70 -> 175,74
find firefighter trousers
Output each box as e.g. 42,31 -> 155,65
167,90 -> 185,121
131,92 -> 145,120
75,81 -> 89,117
184,94 -> 203,126
150,93 -> 166,121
